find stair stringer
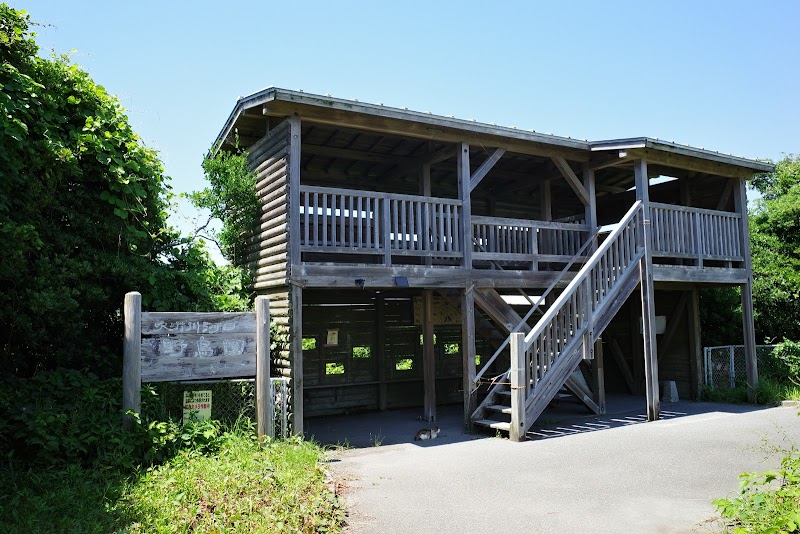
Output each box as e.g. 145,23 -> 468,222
523,259 -> 643,433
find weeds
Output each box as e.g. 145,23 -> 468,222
713,416 -> 800,533
0,429 -> 345,533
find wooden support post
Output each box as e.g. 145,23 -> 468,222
734,177 -> 758,401
457,143 -> 472,269
635,159 -> 660,421
583,165 -> 598,236
255,295 -> 271,443
422,290 -> 437,422
461,287 -> 477,429
288,116 -> 302,270
123,291 -> 142,428
376,294 -> 388,410
290,285 -> 304,435
687,289 -> 702,399
592,338 -> 606,414
540,180 -> 552,269
421,155 -> 432,267
509,332 -> 526,442
629,299 -> 644,394
582,165 -> 598,362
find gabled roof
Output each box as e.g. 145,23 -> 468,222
215,86 -> 774,174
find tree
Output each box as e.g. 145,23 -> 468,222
749,155 -> 800,342
0,6 -> 245,377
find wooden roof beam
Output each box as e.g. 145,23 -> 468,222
263,104 -> 591,161
551,156 -> 590,206
469,148 -> 506,192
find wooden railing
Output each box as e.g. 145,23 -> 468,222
503,202 -> 646,439
650,203 -> 743,264
472,216 -> 589,266
523,202 -> 644,387
299,186 -> 462,260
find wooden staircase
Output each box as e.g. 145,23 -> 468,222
472,202 -> 646,439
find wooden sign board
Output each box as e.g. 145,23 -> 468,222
141,312 -> 257,382
124,293 -> 275,441
412,296 -> 461,326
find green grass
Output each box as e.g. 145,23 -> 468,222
699,377 -> 800,405
0,433 -> 345,534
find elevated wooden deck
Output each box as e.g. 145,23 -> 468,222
290,185 -> 747,289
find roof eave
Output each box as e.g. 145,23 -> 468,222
590,137 -> 774,174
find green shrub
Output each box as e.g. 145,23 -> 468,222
0,369 -> 236,470
772,340 -> 800,382
699,377 -> 790,406
714,442 -> 800,532
0,5 -> 252,379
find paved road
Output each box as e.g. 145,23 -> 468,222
325,401 -> 799,533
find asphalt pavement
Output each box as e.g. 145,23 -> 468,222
319,400 -> 800,533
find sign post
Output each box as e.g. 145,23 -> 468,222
122,292 -> 274,440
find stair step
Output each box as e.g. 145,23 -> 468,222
487,404 -> 512,414
496,390 -> 511,397
473,419 -> 511,431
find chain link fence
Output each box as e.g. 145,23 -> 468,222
703,345 -> 776,389
142,377 -> 291,438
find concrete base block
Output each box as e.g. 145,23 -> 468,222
661,380 -> 679,403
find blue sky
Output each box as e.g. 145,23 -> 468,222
19,1 -> 800,232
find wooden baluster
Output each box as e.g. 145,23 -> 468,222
694,211 -> 703,267
339,195 -> 346,247
415,201 -> 422,251
453,205 -> 460,252
303,191 -> 309,247
383,198 -> 391,265
348,195 -> 354,248
322,193 -> 328,247
357,196 -> 363,249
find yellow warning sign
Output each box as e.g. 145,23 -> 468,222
183,390 -> 212,423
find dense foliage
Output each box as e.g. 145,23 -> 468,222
0,6 -> 248,378
750,155 -> 800,343
191,148 -> 259,266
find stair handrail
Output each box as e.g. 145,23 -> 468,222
473,225 -> 601,386
522,201 -> 644,351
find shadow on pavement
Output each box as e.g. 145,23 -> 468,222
306,394 -> 771,448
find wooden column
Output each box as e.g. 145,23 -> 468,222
421,152 -> 433,267
290,285 -> 304,435
376,294 -> 388,410
734,177 -> 758,401
422,290 -> 437,422
288,115 -> 302,270
540,180 -> 552,268
457,143 -> 472,269
687,289 -> 702,400
255,295 -> 271,442
461,287 -> 477,428
582,165 -> 599,391
592,339 -> 606,414
122,291 -> 142,428
634,159 -> 660,421
509,332 -> 526,442
629,299 -> 644,394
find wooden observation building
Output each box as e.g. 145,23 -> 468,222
214,88 -> 772,441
